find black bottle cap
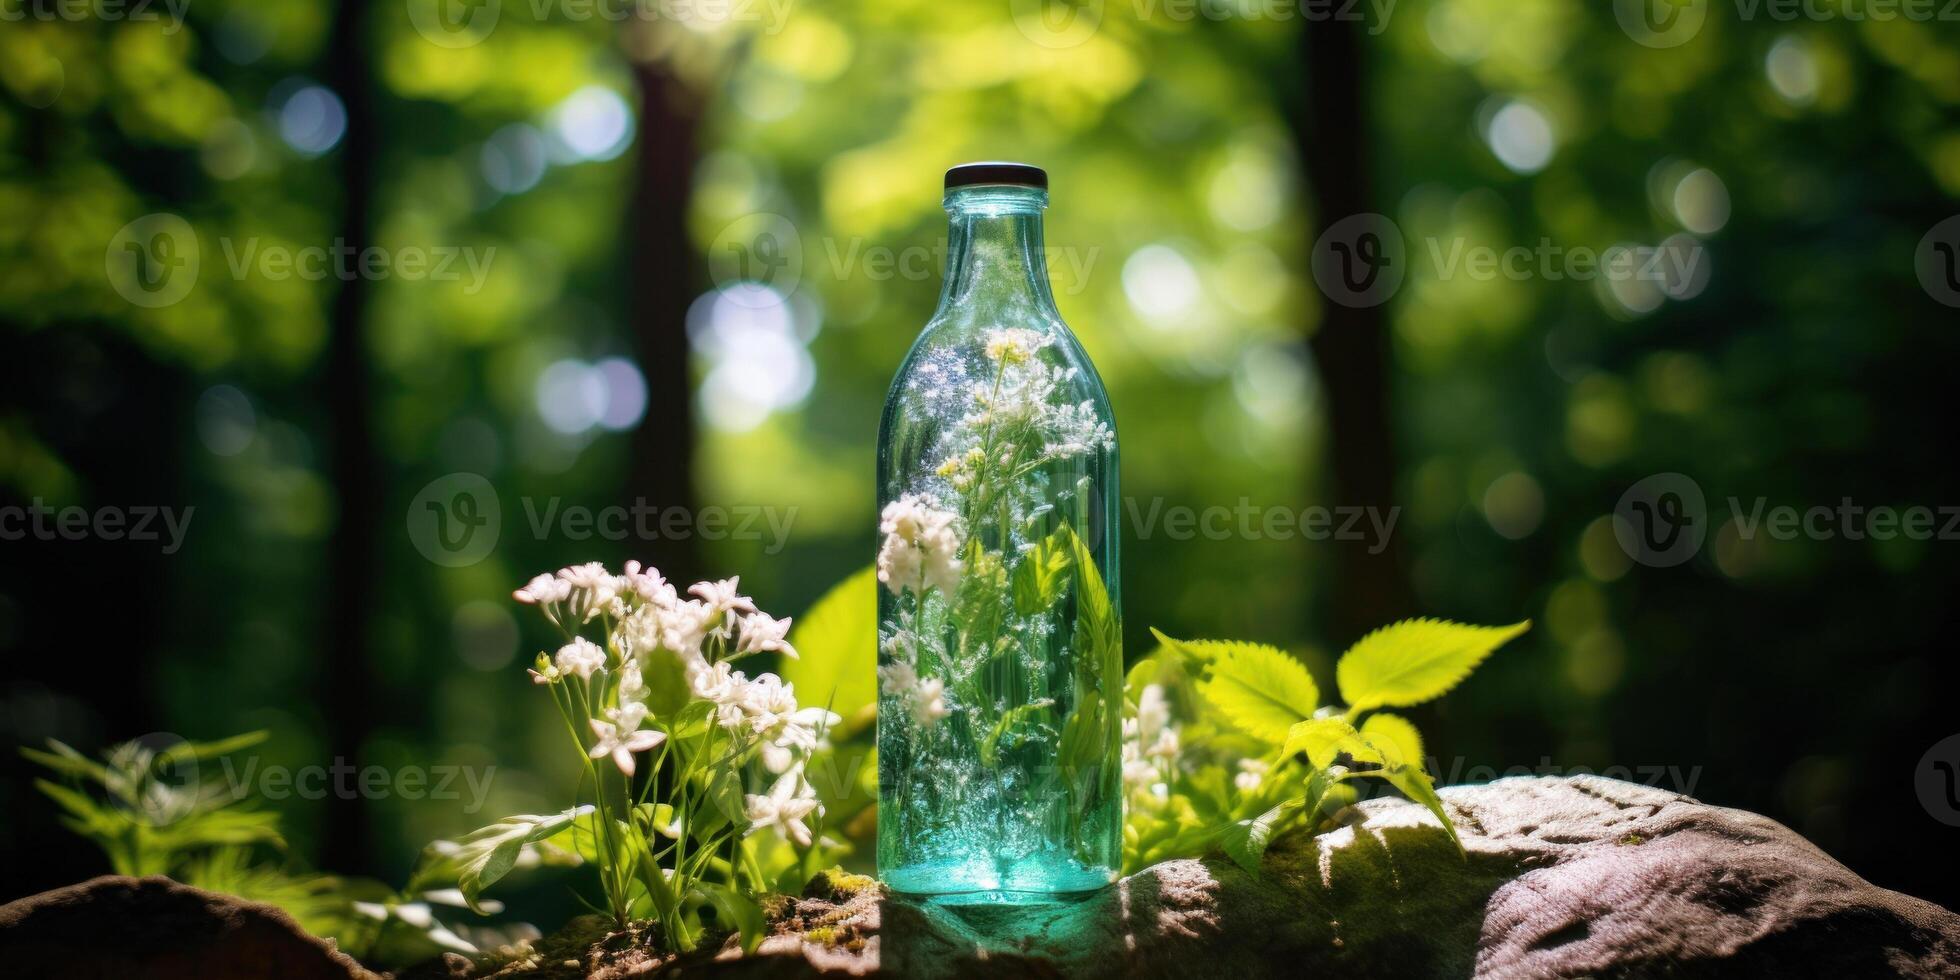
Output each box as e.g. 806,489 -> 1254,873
944,162 -> 1048,190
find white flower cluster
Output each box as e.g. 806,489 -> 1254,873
514,561 -> 833,846
876,493 -> 965,598
877,659 -> 950,728
984,327 -> 1047,365
1121,684 -> 1181,798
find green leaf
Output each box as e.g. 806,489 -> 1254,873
1335,619 -> 1529,712
156,730 -> 269,768
1062,525 -> 1119,679
1190,639 -> 1320,744
1282,718 -> 1383,769
1377,763 -> 1462,853
22,740 -> 109,783
414,806 -> 592,912
700,882 -> 767,954
782,567 -> 878,721
1011,530 -> 1074,616
1215,802 -> 1289,875
1359,713 -> 1424,769
641,648 -> 692,718
978,698 -> 1054,768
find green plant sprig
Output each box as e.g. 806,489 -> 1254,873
1128,618 -> 1529,874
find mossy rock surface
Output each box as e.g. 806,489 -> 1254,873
0,874 -> 379,980
488,776 -> 1960,978
9,777 -> 1958,978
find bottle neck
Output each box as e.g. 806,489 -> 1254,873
933,184 -> 1059,324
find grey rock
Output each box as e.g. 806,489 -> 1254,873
724,776 -> 1960,979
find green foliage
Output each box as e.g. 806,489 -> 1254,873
409,806 -> 592,914
22,732 -> 278,877
1011,529 -> 1075,617
23,731 -> 497,969
1336,619 -> 1532,713
1186,635 -> 1321,743
782,566 -> 880,723
1127,618 -> 1529,875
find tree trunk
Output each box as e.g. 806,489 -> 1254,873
1293,21 -> 1413,643
623,58 -> 704,584
319,0 -> 379,875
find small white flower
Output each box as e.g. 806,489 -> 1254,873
554,638 -> 606,680
588,714 -> 664,776
735,612 -> 798,660
690,661 -> 751,730
688,576 -> 757,617
878,660 -> 920,697
741,674 -> 798,733
618,560 -> 678,607
983,327 -> 1046,365
514,573 -> 571,606
744,771 -> 821,847
1235,758 -> 1268,794
660,598 -> 716,657
879,660 -> 950,728
876,495 -> 965,598
911,677 -> 951,727
618,664 -> 646,703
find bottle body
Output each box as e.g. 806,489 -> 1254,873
875,178 -> 1122,902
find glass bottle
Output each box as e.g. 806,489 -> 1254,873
875,162 -> 1122,903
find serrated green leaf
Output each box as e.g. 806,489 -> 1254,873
1378,763 -> 1462,853
1011,530 -> 1074,617
1067,529 -> 1120,681
1359,713 -> 1424,769
1215,803 -> 1287,875
1191,640 -> 1320,744
782,567 -> 878,721
1282,718 -> 1383,769
1335,619 -> 1529,712
413,806 -> 592,912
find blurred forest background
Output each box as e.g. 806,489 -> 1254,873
3,0 -> 1959,923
